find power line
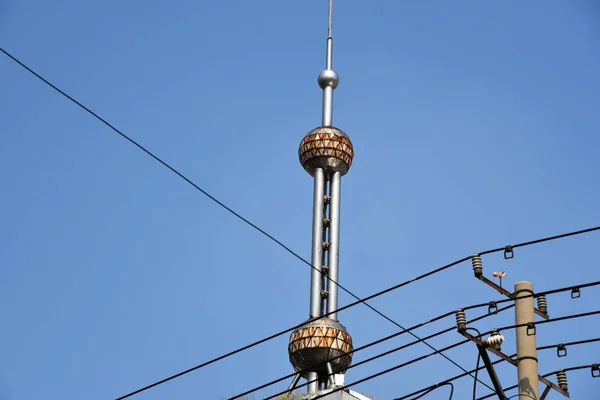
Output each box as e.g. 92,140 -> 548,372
307,309 -> 600,399
0,47 -> 400,331
537,337 -> 600,352
465,328 -> 483,400
112,235 -> 600,399
230,310 -> 455,399
496,310 -> 600,333
310,339 -> 473,400
2,47 -> 487,397
396,338 -> 600,400
461,280 -> 600,312
261,305 -> 515,400
476,364 -> 599,400
0,46 -> 445,394
3,33 -> 599,400
410,382 -> 454,400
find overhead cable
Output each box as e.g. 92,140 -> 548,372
310,339 -> 473,400
260,305 -> 515,400
475,364 -> 599,400
396,338 -> 600,400
0,46 -> 450,397
1,47 -> 495,397
410,382 -> 454,400
115,275 -> 599,398
3,33 -> 600,400
496,310 -> 600,333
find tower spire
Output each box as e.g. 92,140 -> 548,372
319,0 -> 338,127
288,0 -> 355,395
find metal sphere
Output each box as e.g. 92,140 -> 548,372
298,126 -> 354,176
318,69 -> 339,89
288,318 -> 353,378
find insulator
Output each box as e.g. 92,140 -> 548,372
455,309 -> 467,332
483,330 -> 505,351
536,295 -> 548,314
557,370 -> 568,391
471,254 -> 483,278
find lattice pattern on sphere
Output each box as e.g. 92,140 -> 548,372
288,324 -> 353,353
298,126 -> 354,176
288,319 -> 354,377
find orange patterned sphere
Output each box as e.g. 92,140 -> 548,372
299,126 -> 354,176
288,318 -> 353,378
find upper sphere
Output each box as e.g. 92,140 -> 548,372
299,126 -> 354,176
318,69 -> 339,89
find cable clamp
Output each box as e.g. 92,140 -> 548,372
504,245 -> 514,259
571,287 -> 581,299
518,355 -> 538,363
526,322 -> 536,336
557,343 -> 567,357
488,301 -> 498,315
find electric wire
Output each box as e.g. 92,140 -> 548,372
496,310 -> 600,333
537,337 -> 600,352
310,339 -> 473,400
232,304 -> 514,400
397,338 -> 600,400
118,275 -> 598,398
0,46 -> 456,397
1,47 -> 494,398
461,280 -> 600,311
475,364 -> 598,400
0,47 -> 394,329
410,382 -> 454,400
261,305 -> 515,400
3,29 -> 600,400
473,353 -> 481,400
465,328 -> 483,400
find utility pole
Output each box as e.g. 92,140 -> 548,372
514,281 -> 540,400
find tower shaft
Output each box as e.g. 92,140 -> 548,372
309,171 -> 342,320
289,1 -> 355,394
326,171 -> 341,319
309,169 -> 326,319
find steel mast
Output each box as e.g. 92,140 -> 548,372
288,0 -> 355,395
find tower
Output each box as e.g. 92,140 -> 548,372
288,0 -> 355,395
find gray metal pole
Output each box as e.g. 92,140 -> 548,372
307,372 -> 319,394
514,281 -> 539,400
326,362 -> 335,388
321,36 -> 334,127
326,171 -> 341,319
287,373 -> 301,392
309,168 -> 326,320
322,86 -> 333,127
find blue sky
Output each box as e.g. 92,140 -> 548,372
1,1 -> 599,399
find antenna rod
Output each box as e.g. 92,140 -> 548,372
328,0 -> 333,38
319,0 -> 338,127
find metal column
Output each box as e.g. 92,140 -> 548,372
309,168 -> 326,319
326,171 -> 341,320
